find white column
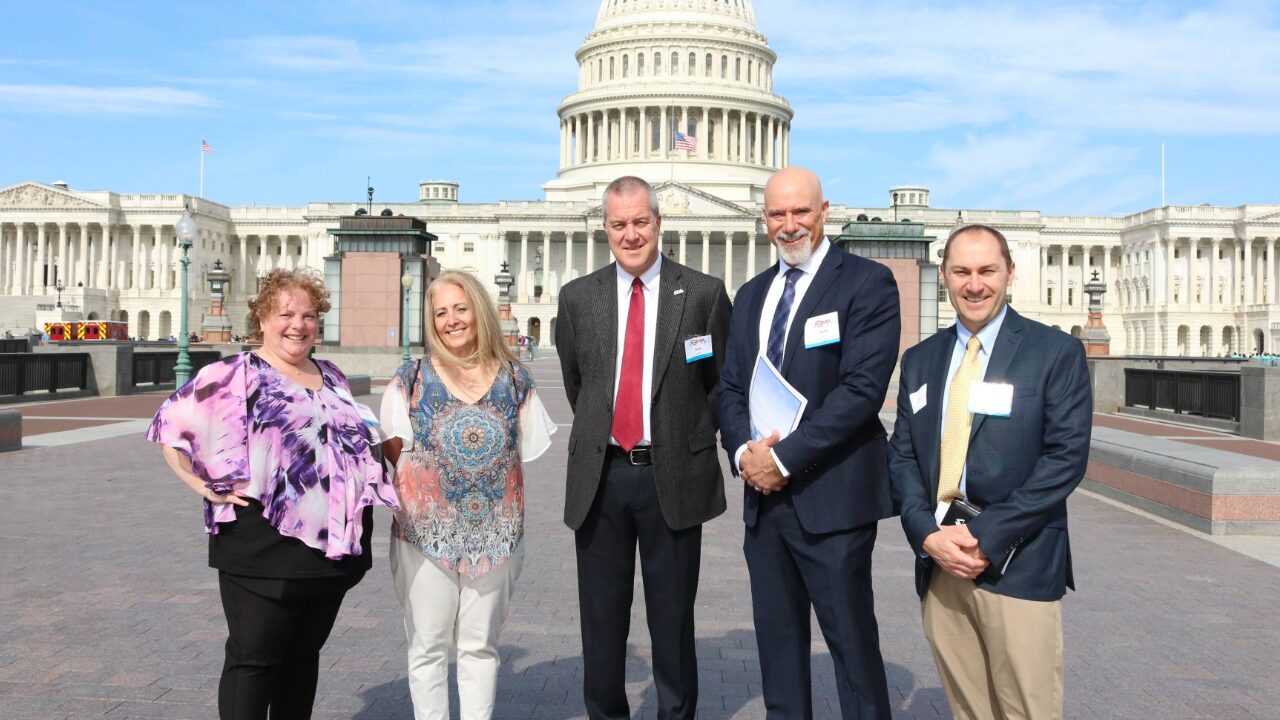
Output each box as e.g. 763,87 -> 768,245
35,223 -> 47,293
279,234 -> 289,271
746,228 -> 756,279
660,105 -> 668,159
701,231 -> 710,274
78,222 -> 90,288
586,228 -> 596,272
587,112 -> 596,163
519,231 -> 529,302
1209,239 -> 1219,309
739,111 -> 748,163
237,236 -> 248,294
564,230 -> 573,281
1083,247 -> 1092,308
639,107 -> 648,159
1058,246 -> 1067,307
678,230 -> 687,265
56,222 -> 70,287
699,108 -> 709,160
680,106 -> 689,158
718,108 -> 728,160
95,224 -> 107,289
724,232 -> 733,287
755,112 -> 763,164
541,230 -> 551,303
1164,239 -> 1175,305
0,226 -> 7,293
258,234 -> 268,279
621,110 -> 630,161
14,225 -> 26,295
1244,238 -> 1254,306
782,124 -> 790,166
1273,238 -> 1280,305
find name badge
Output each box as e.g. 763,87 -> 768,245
967,381 -> 1013,417
803,311 -> 840,349
909,384 -> 928,414
684,334 -> 713,363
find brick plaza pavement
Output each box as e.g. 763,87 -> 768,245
2,354 -> 1280,719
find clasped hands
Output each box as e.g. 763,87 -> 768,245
739,430 -> 788,494
923,524 -> 989,580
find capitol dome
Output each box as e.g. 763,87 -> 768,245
544,0 -> 793,203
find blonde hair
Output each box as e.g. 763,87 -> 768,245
425,270 -> 518,370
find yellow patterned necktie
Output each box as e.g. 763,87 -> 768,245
937,336 -> 982,504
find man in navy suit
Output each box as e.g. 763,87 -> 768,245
889,224 -> 1092,720
717,167 -> 900,719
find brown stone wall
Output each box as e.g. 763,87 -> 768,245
340,253 -> 402,347
871,257 -> 924,356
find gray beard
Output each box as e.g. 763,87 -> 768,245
776,231 -> 815,267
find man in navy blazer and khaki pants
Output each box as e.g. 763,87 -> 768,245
889,224 -> 1092,719
717,167 -> 900,719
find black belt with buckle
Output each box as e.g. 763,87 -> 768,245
608,445 -> 653,465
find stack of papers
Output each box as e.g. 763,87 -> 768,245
749,355 -> 806,441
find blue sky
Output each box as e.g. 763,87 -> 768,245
2,0 -> 1277,215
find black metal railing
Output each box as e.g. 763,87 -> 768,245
0,339 -> 31,354
132,351 -> 222,387
0,353 -> 89,397
1124,369 -> 1240,421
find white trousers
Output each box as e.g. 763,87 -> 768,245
391,537 -> 524,720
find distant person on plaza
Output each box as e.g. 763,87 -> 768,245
380,270 -> 555,720
889,225 -> 1092,720
716,166 -> 900,719
556,175 -> 731,720
146,268 -> 398,720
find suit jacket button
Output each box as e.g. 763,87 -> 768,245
596,445 -> 602,453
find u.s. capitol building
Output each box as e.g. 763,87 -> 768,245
2,0 -> 1277,356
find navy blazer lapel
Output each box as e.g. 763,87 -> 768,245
923,328 -> 955,494
781,245 -> 843,373
969,307 -> 1024,440
650,260 -> 686,399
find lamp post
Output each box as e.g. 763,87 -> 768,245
400,271 -> 414,363
55,280 -> 65,310
174,209 -> 197,386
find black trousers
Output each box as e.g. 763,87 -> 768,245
575,456 -> 702,720
744,493 -> 892,720
217,572 -> 354,720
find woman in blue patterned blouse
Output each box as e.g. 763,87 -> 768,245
380,270 -> 554,720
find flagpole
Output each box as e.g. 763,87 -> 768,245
200,141 -> 205,198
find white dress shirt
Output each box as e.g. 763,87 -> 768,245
939,303 -> 1009,502
737,237 -> 833,477
610,255 -> 662,446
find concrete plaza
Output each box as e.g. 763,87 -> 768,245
2,354 -> 1279,719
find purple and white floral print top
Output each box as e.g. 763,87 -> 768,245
146,352 -> 399,560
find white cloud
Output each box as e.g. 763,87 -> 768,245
0,84 -> 215,115
926,131 -> 1139,209
761,1 -> 1280,136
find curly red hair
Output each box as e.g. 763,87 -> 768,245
249,269 -> 331,329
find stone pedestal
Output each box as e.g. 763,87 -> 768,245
1241,365 -> 1280,441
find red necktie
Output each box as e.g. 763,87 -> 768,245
612,277 -> 644,451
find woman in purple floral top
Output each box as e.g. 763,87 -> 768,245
148,269 -> 397,720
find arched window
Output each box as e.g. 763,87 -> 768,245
721,55 -> 728,78
672,52 -> 679,73
654,52 -> 661,73
747,59 -> 752,83
705,53 -> 712,76
688,52 -> 695,76
622,54 -> 629,77
735,57 -> 741,80
598,59 -> 603,82
609,56 -> 615,79
637,53 -> 644,76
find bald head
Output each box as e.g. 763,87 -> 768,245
765,166 -> 824,207
763,166 -> 829,267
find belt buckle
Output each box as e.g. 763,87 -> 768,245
628,447 -> 652,465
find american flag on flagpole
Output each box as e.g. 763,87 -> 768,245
674,131 -> 697,151
201,137 -> 212,153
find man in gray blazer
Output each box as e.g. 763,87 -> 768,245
556,175 -> 731,720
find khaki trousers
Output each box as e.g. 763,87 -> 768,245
922,570 -> 1063,720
